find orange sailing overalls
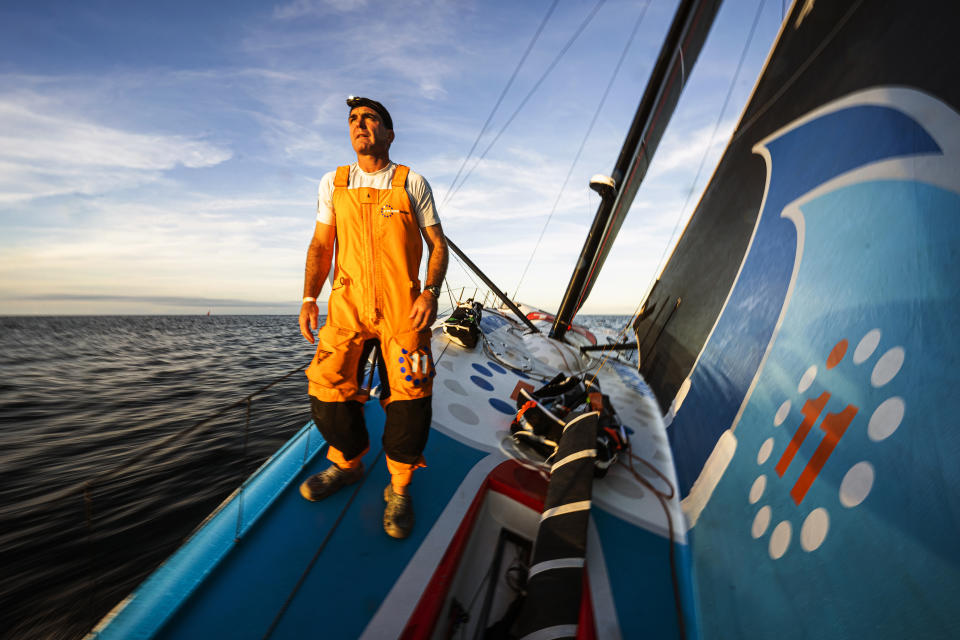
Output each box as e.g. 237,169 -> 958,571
306,164 -> 433,488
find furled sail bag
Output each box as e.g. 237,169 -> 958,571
510,373 -> 627,476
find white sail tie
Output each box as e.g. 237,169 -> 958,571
527,557 -> 585,580
540,500 -> 591,521
550,449 -> 596,473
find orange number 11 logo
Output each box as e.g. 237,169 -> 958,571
775,391 -> 859,504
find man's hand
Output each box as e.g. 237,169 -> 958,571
409,291 -> 438,331
299,300 -> 319,343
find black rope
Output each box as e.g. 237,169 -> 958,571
513,0 -> 653,300
261,449 -> 385,639
440,0 -> 560,207
444,0 -> 608,206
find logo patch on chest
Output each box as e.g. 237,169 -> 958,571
379,205 -> 404,218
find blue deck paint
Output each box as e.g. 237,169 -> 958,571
90,421 -> 327,640
592,508 -> 699,639
153,401 -> 486,639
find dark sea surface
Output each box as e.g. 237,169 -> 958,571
0,313 -> 634,640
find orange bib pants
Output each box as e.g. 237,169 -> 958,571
306,164 -> 434,488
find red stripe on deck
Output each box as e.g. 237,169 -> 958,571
577,570 -> 597,640
399,461 -> 547,639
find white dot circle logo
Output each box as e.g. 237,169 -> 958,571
752,506 -> 771,538
868,396 -> 905,441
773,401 -> 791,426
757,438 -> 774,464
797,366 -> 817,393
871,347 -> 905,387
853,329 -> 881,364
749,475 -> 766,504
839,461 -> 874,507
800,508 -> 829,551
769,521 -> 792,559
748,328 -> 904,560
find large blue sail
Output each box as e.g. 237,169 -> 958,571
638,1 -> 960,638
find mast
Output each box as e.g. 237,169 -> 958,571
550,0 -> 723,340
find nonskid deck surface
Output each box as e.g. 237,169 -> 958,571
153,402 -> 487,640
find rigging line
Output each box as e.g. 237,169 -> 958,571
512,0 -> 652,300
614,0 -> 769,349
262,449 -> 385,640
440,0 -> 560,207
568,0 -> 718,322
618,444 -> 686,640
444,0 -> 609,206
732,0 -> 864,145
450,249 -> 481,290
649,0 -> 768,284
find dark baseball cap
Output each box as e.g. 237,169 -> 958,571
346,96 -> 393,130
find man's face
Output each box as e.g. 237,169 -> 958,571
349,106 -> 394,155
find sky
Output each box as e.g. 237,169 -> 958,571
0,0 -> 787,316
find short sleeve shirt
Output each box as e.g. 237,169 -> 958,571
317,162 -> 441,228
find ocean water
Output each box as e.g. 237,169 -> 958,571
0,313 -> 635,640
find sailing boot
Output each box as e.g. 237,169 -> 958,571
383,484 -> 414,539
299,463 -> 364,501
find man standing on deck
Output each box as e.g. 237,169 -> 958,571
297,96 -> 448,539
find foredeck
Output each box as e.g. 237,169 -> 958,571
90,321 -> 695,639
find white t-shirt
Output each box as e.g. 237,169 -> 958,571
317,162 -> 441,228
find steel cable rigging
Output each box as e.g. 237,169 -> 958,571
441,0 -> 609,208
439,0 -> 560,208
582,0 -> 770,374
513,0 -> 654,301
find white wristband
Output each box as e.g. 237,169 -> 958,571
302,296 -> 316,303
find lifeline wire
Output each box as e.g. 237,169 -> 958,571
78,362 -> 307,497
81,362 -> 309,627
513,0 -> 652,300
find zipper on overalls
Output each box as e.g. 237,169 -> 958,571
372,189 -> 387,317
361,189 -> 378,324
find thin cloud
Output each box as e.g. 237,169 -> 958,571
272,0 -> 370,20
0,93 -> 231,202
251,1 -> 462,99
15,294 -> 301,308
645,117 -> 737,178
0,97 -> 230,169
